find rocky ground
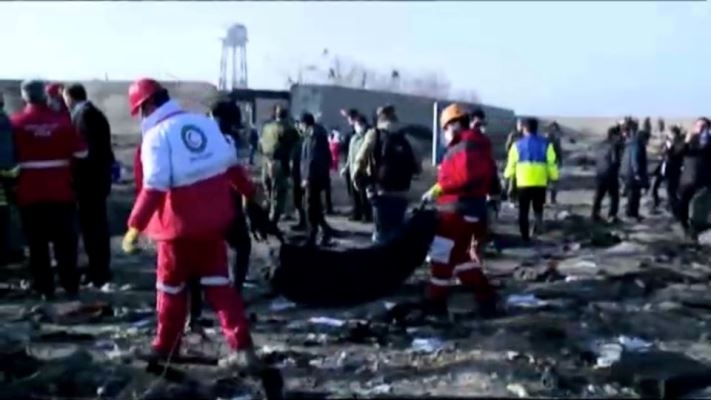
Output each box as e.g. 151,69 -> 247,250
2,133 -> 711,399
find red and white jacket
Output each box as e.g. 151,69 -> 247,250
11,104 -> 87,206
128,100 -> 243,241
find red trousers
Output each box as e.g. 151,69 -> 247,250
426,212 -> 495,304
153,238 -> 252,354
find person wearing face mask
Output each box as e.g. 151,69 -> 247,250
503,118 -> 524,202
342,114 -> 372,222
676,117 -> 711,240
121,78 -> 264,373
469,108 -> 502,252
504,118 -> 559,242
421,103 -> 499,317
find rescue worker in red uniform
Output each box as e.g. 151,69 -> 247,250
421,103 -> 499,317
121,78 -> 262,370
45,83 -> 70,117
12,79 -> 88,299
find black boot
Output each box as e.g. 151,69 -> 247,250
291,211 -> 307,231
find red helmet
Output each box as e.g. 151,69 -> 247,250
46,83 -> 64,98
128,78 -> 163,116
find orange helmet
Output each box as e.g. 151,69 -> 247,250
440,103 -> 469,129
128,78 -> 163,116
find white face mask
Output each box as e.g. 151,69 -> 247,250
354,124 -> 365,134
443,127 -> 455,145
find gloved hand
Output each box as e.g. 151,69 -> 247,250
122,227 -> 140,254
0,165 -> 19,178
246,200 -> 283,242
421,184 -> 442,203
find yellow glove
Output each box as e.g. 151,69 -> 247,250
0,166 -> 19,178
421,184 -> 443,203
122,227 -> 140,254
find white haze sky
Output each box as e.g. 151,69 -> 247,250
0,1 -> 709,116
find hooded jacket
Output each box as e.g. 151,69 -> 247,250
127,100 -> 238,241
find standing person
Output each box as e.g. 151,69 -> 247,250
470,108 -> 503,252
328,130 -> 341,172
642,117 -> 652,137
421,104 -> 499,317
657,118 -> 666,138
259,105 -> 299,224
120,78 -> 263,370
503,118 -> 559,242
340,108 -> 360,217
248,124 -> 259,166
300,112 -> 335,246
620,119 -> 648,221
342,114 -> 372,222
190,104 -> 274,332
591,126 -> 623,223
544,122 -> 564,204
0,94 -> 17,266
207,99 -> 255,289
62,83 -> 115,288
650,125 -> 684,211
354,105 -> 420,244
11,80 -> 87,300
504,118 -> 524,202
290,120 -> 307,231
676,117 -> 711,239
46,83 -> 70,117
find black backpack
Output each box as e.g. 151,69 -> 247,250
372,128 -> 416,191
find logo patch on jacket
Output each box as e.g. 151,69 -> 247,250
181,125 -> 208,153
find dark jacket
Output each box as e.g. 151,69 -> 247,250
680,132 -> 711,188
300,124 -> 331,187
595,136 -> 623,178
657,138 -> 684,181
620,132 -> 648,185
71,101 -> 115,198
0,110 -> 14,170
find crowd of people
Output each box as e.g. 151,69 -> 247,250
2,77 -> 711,378
0,80 -> 115,300
589,116 -> 711,240
256,104 -> 421,245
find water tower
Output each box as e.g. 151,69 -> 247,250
219,24 -> 248,90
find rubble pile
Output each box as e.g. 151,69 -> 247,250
2,137 -> 711,398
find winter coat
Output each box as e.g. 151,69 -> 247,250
300,124 -> 331,188
436,129 -> 496,219
680,132 -> 711,188
620,132 -> 648,185
595,137 -> 623,179
0,110 -> 14,171
504,134 -> 559,188
70,101 -> 115,198
127,100 -> 237,241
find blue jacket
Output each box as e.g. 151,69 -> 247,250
504,134 -> 559,187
